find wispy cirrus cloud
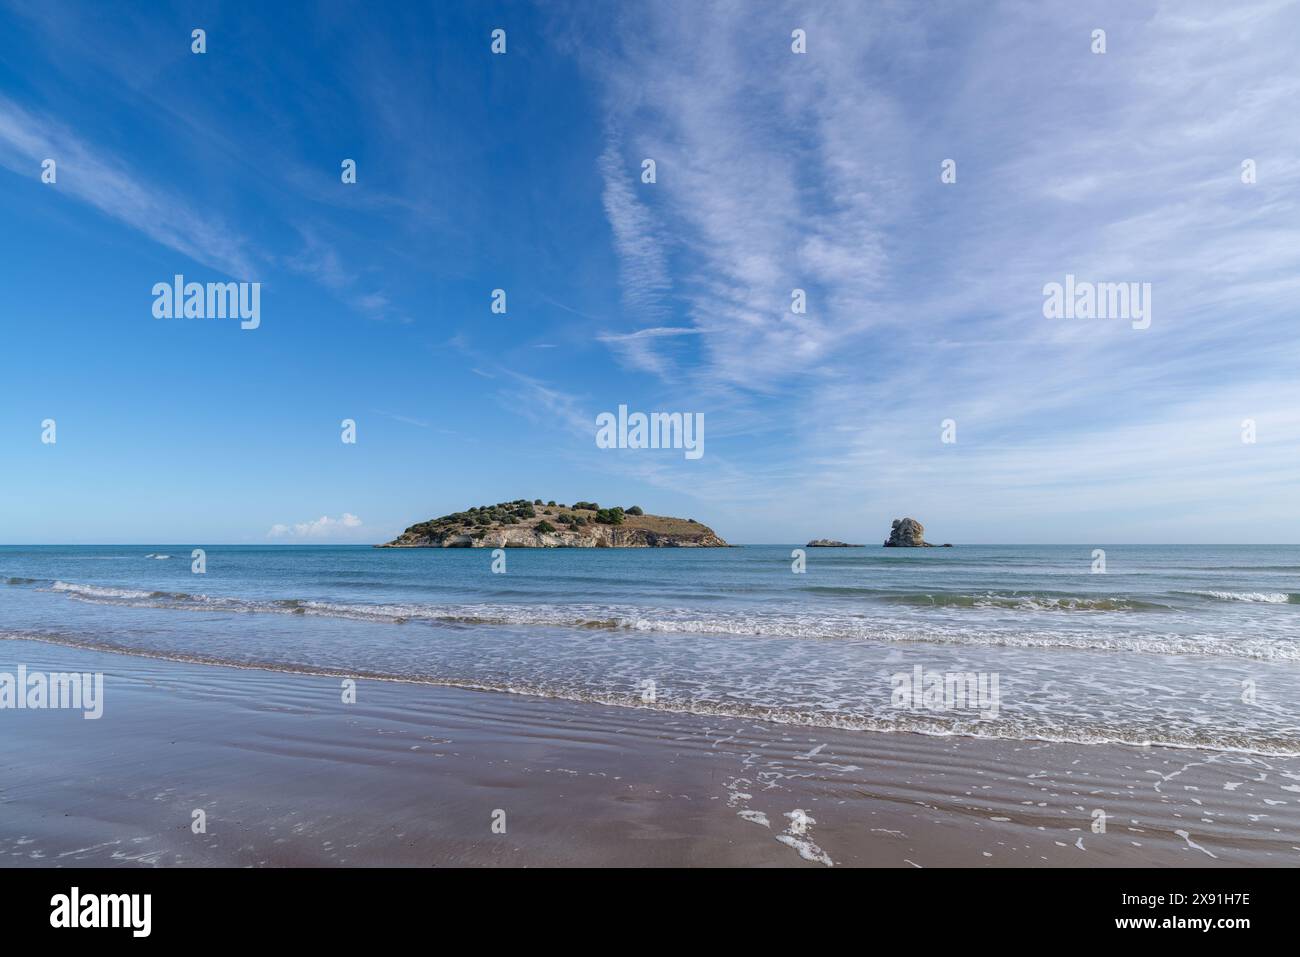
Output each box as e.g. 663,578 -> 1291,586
596,325 -> 701,376
0,93 -> 259,277
0,88 -> 410,327
578,4 -> 921,397
598,139 -> 674,325
568,0 -> 1300,540
372,410 -> 430,429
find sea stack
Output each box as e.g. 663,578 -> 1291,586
883,517 -> 933,547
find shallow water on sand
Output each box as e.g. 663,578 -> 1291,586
3,639 -> 1298,867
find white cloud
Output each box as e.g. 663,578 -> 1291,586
268,513 -> 364,539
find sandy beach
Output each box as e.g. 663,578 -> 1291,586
3,636 -> 1297,868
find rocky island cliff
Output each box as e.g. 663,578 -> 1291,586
380,499 -> 728,548
883,517 -> 952,547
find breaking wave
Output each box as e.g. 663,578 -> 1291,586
16,578 -> 1300,661
878,592 -> 1169,611
1177,590 -> 1298,604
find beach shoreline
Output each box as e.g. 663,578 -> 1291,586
2,637 -> 1296,868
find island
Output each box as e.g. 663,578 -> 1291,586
806,539 -> 863,547
379,499 -> 729,548
883,517 -> 953,547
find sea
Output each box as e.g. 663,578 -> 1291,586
3,544 -> 1298,755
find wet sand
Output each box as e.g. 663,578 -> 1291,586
2,637 -> 1298,867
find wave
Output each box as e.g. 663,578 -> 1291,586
5,629 -> 1299,757
1177,590 -> 1298,604
51,581 -> 156,600
878,592 -> 1169,611
20,578 -> 1300,661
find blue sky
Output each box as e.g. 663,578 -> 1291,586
1,0 -> 1298,545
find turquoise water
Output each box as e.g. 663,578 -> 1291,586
3,544 -> 1299,753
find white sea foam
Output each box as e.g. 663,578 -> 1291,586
51,581 -> 155,600
6,628 -> 1300,757
777,811 -> 833,866
29,580 -> 1300,662
1182,590 -> 1293,604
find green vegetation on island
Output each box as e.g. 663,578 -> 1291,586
380,500 -> 728,548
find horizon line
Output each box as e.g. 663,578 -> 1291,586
3,543 -> 1299,549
